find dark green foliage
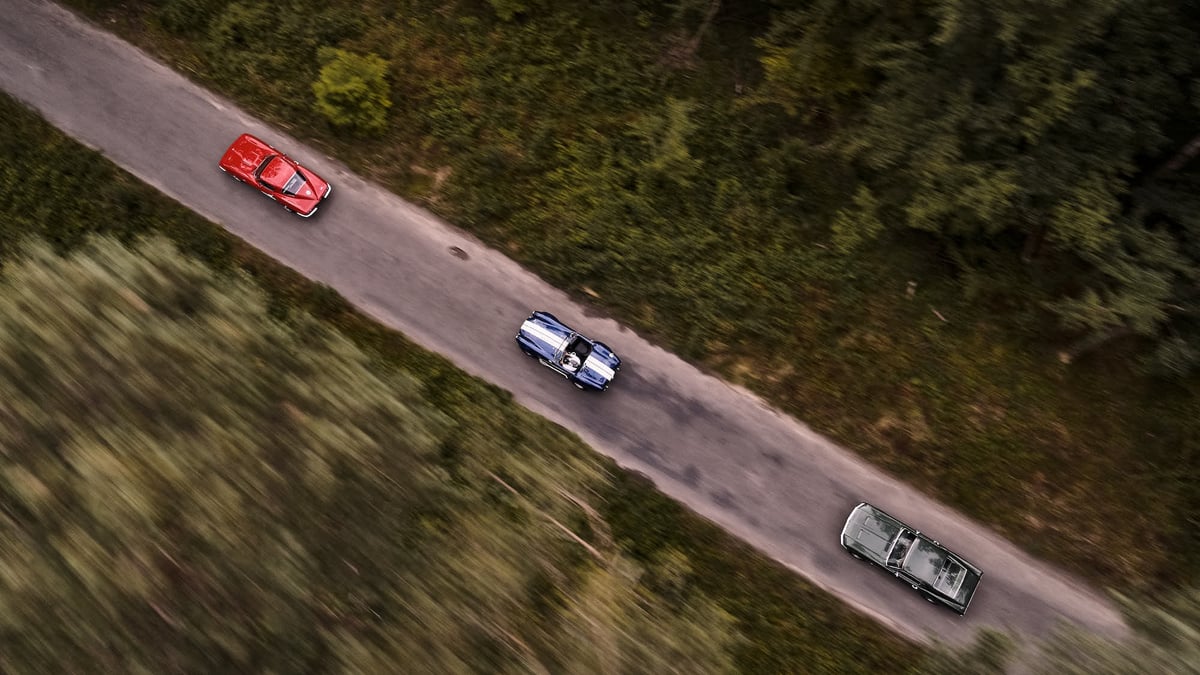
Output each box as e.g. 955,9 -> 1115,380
206,2 -> 289,80
487,0 -> 539,22
155,0 -> 229,35
306,282 -> 354,319
780,0 -> 1200,373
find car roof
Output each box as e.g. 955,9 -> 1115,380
258,155 -> 296,187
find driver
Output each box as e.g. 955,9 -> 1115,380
562,351 -> 582,371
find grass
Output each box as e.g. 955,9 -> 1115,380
54,0 -> 1200,593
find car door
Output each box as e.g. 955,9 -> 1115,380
541,341 -> 571,379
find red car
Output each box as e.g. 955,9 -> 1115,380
218,133 -> 331,217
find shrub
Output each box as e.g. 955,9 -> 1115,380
311,47 -> 392,135
487,0 -> 528,21
156,0 -> 227,35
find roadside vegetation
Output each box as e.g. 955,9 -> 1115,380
0,92 -> 922,672
925,587 -> 1200,674
62,0 -> 1200,591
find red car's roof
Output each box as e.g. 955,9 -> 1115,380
259,155 -> 297,189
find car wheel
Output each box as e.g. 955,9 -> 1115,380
283,206 -> 295,214
574,382 -> 586,390
925,595 -> 938,604
848,551 -> 866,561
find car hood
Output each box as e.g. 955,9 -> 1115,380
841,503 -> 904,564
518,315 -> 570,359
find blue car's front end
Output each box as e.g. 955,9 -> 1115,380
516,311 -> 571,360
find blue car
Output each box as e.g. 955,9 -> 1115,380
515,311 -> 621,391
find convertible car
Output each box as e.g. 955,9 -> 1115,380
841,502 -> 983,615
515,311 -> 621,391
218,133 -> 331,217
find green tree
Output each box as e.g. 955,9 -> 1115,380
759,0 -> 1200,368
312,47 -> 392,135
749,0 -> 907,124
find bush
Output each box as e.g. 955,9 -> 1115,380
156,0 -> 227,35
488,0 -> 528,21
311,47 -> 392,135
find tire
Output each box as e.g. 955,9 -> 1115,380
848,551 -> 866,561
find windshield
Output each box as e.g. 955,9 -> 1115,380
887,530 -> 915,567
281,172 -> 307,196
254,154 -> 277,178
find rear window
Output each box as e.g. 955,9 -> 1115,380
281,172 -> 306,196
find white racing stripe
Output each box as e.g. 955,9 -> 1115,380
521,320 -> 567,352
582,358 -> 615,381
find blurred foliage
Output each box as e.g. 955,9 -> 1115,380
0,93 -> 921,672
0,236 -> 741,672
917,586 -> 1200,674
